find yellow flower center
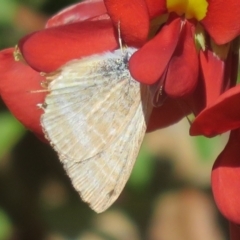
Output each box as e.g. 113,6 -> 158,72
166,0 -> 208,21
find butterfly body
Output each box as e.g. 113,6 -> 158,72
41,47 -> 152,212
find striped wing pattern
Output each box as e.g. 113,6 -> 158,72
41,48 -> 152,212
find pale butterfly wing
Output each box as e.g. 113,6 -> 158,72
41,48 -> 152,212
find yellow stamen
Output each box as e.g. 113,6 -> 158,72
167,0 -> 208,21
13,45 -> 26,63
167,0 -> 188,17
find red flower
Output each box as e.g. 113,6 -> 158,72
190,85 -> 240,137
211,129 -> 240,226
230,222 -> 240,240
0,0 -> 196,137
1,1 -> 240,236
0,0 -> 118,137
189,84 -> 240,230
101,3 -> 240,236
0,48 -> 46,140
183,10 -> 240,237
104,0 -> 240,128
1,1 -> 240,134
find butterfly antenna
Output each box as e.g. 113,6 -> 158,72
118,21 -> 123,53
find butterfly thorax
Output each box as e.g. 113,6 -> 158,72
94,49 -> 134,80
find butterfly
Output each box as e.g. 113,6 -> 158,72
40,47 -> 153,213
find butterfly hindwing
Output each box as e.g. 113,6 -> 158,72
41,48 -> 152,212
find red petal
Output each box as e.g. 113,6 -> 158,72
145,0 -> 167,19
19,20 -> 118,72
46,0 -> 108,28
104,0 -> 149,46
201,0 -> 240,44
190,85 -> 240,137
165,20 -> 198,98
212,129 -> 240,224
185,77 -> 206,116
230,222 -> 240,240
147,97 -> 190,132
129,17 -> 181,84
0,48 -> 45,137
199,49 -> 224,106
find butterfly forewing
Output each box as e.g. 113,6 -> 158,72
41,48 -> 152,212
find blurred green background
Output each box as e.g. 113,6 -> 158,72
0,0 -> 230,240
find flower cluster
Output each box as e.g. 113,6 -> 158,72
1,0 -> 240,238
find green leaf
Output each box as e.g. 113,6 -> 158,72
0,208 -> 12,240
193,135 -> 223,162
0,112 -> 26,159
128,143 -> 154,191
0,0 -> 17,24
